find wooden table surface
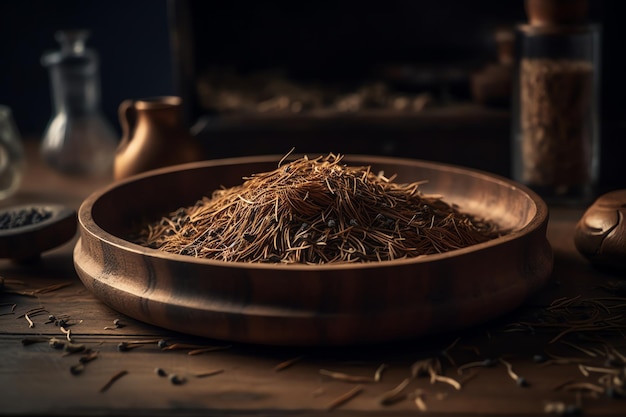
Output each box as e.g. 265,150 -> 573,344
1,141 -> 625,416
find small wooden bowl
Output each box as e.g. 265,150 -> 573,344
0,204 -> 77,262
74,155 -> 552,346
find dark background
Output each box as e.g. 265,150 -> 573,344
0,0 -> 173,136
1,0 -> 624,188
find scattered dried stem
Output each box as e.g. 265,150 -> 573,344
319,369 -> 377,383
0,302 -> 16,316
326,385 -> 363,411
24,313 -> 34,328
99,370 -> 129,393
440,337 -> 461,366
413,357 -> 463,390
555,381 -> 606,395
505,295 -> 626,346
6,282 -> 72,297
430,372 -> 462,391
374,363 -> 387,382
60,326 -> 72,342
70,350 -> 99,375
379,377 -> 412,405
578,364 -> 622,377
408,389 -> 428,412
161,342 -> 230,352
273,356 -> 305,372
499,358 -> 528,387
118,339 -> 163,351
195,369 -> 224,378
560,341 -> 599,357
187,345 -> 232,356
457,358 -> 496,375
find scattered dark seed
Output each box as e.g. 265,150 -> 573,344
516,377 -> 529,387
70,363 -> 85,375
169,374 -> 186,385
21,337 -> 48,346
79,351 -> 99,364
64,342 -> 86,354
49,337 -> 65,349
0,207 -> 53,230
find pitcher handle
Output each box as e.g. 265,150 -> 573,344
118,99 -> 136,149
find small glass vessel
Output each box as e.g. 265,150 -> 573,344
41,30 -> 118,177
511,0 -> 601,205
0,105 -> 25,200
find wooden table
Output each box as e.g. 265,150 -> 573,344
1,141 -> 625,416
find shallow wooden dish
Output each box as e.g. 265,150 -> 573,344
74,155 -> 552,346
0,204 -> 77,262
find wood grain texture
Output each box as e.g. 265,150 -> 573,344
74,155 -> 553,346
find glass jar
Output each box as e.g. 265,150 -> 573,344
41,30 -> 118,177
511,23 -> 601,205
0,105 -> 25,200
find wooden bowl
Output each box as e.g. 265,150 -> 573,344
74,155 -> 552,346
0,204 -> 77,262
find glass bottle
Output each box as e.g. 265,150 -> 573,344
41,30 -> 118,177
0,105 -> 25,200
511,0 -> 600,205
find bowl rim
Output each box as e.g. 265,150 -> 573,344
77,154 -> 549,272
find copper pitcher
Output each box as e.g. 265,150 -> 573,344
114,96 -> 205,180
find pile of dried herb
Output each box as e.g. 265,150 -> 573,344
136,153 -> 502,264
